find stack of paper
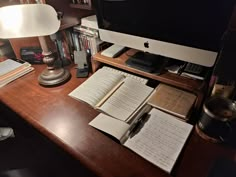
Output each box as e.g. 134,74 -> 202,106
0,59 -> 34,87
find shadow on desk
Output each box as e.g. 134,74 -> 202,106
0,104 -> 96,177
225,128 -> 236,149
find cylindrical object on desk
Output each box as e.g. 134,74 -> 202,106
197,96 -> 236,142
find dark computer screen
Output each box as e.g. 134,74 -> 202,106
95,0 -> 235,52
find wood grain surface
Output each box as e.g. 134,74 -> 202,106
0,64 -> 235,177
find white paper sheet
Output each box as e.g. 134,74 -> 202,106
89,113 -> 130,141
124,108 -> 193,173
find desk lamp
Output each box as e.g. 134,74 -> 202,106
0,4 -> 70,86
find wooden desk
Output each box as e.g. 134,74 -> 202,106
0,65 -> 236,177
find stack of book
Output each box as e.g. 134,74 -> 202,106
0,59 -> 34,87
73,15 -> 102,57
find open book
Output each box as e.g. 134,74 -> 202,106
89,108 -> 193,173
69,67 -> 153,122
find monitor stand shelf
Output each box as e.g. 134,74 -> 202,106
92,49 -> 207,119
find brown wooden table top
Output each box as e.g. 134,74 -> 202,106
0,65 -> 236,177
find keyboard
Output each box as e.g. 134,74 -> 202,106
102,66 -> 148,84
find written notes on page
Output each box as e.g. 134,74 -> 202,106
124,108 -> 193,173
69,67 -> 153,122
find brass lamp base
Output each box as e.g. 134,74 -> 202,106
38,67 -> 71,86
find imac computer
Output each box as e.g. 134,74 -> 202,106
94,0 -> 235,69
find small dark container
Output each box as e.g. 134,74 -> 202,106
20,47 -> 43,64
197,96 -> 236,142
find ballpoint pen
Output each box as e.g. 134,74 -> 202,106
129,113 -> 149,138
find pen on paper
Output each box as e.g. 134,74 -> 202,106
129,113 -> 150,138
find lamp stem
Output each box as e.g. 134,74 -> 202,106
38,35 -> 71,86
38,36 -> 55,70
38,36 -> 49,52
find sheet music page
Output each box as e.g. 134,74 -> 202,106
124,108 -> 193,173
69,69 -> 124,107
98,78 -> 153,121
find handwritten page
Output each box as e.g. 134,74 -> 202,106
69,69 -> 124,107
98,78 -> 153,122
124,108 -> 193,173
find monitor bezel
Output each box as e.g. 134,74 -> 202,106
99,29 -> 217,67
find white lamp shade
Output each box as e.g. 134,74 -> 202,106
0,4 -> 60,39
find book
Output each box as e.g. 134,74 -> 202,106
69,67 -> 153,122
73,25 -> 102,56
0,59 -> 26,76
0,61 -> 31,81
147,84 -> 196,120
89,108 -> 193,173
0,59 -> 34,87
0,67 -> 34,88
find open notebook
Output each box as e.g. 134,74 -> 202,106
69,67 -> 153,122
89,108 -> 193,173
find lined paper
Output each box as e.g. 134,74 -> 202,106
124,108 -> 193,173
98,78 -> 153,121
69,69 -> 124,107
